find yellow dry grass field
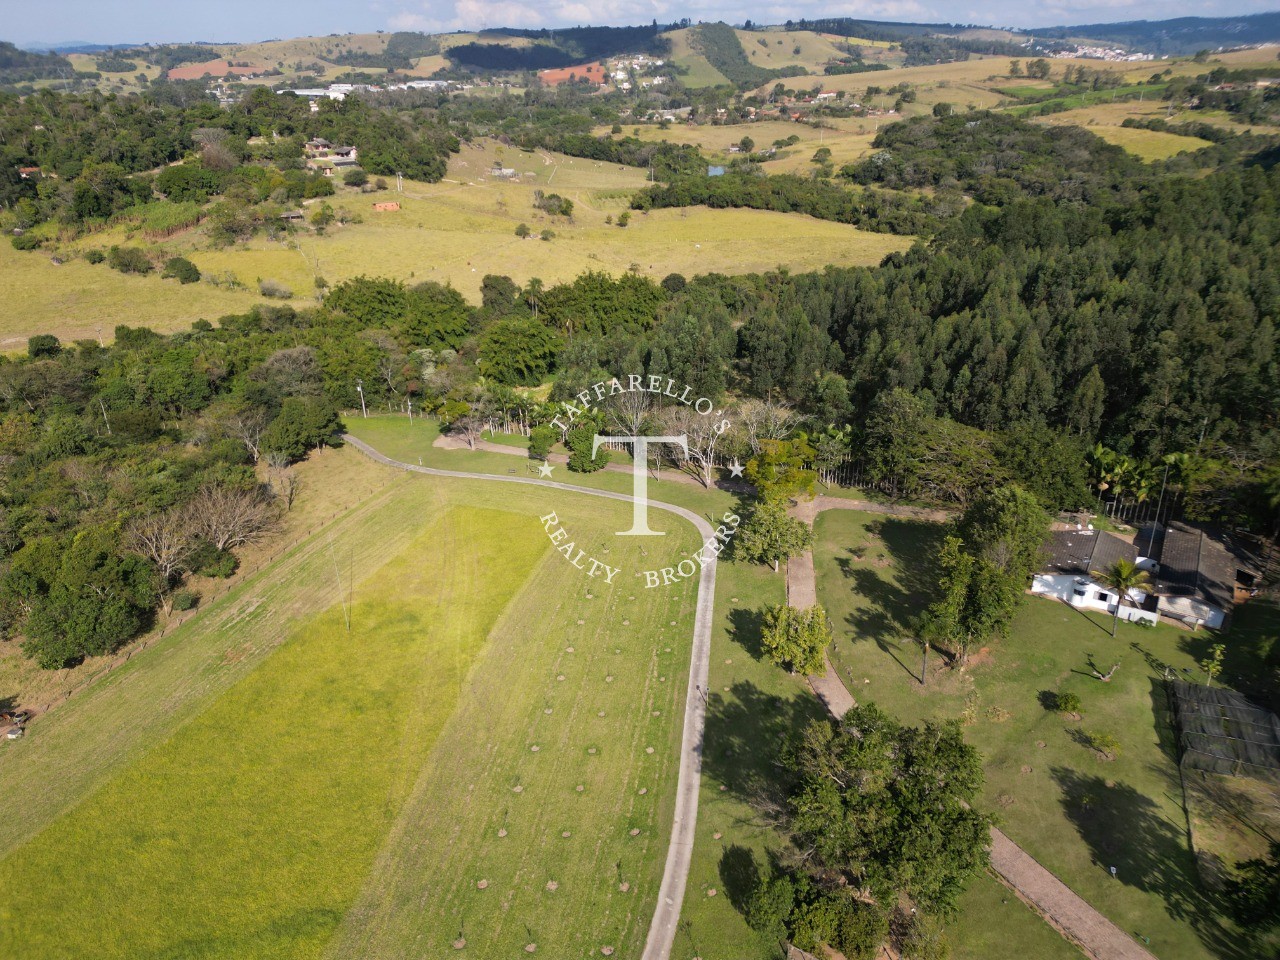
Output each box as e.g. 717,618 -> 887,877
0,242 -> 269,347
2,141 -> 911,342
1031,102 -> 1215,160
661,28 -> 730,88
285,140 -> 910,299
810,54 -> 1116,98
597,119 -> 878,173
734,28 -> 847,72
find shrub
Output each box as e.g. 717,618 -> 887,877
1055,692 -> 1082,714
1085,730 -> 1121,760
566,423 -> 608,472
540,229 -> 554,241
189,541 -> 239,578
27,334 -> 60,358
108,245 -> 153,274
661,272 -> 687,293
833,900 -> 889,960
162,256 -> 200,284
528,424 -> 556,460
259,279 -> 293,299
617,210 -> 631,227
745,873 -> 794,938
171,590 -> 199,611
515,222 -> 531,238
11,232 -> 41,251
83,248 -> 106,264
343,168 -> 368,187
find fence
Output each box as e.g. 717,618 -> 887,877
28,481 -> 397,720
1169,679 -> 1280,784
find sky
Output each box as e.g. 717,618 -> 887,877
6,0 -> 1279,48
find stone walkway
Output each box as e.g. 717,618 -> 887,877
785,499 -> 1159,960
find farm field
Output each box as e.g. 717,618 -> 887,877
811,509 -> 1279,960
734,28 -> 847,72
1084,124 -> 1214,161
0,458 -> 703,958
5,141 -> 911,343
0,443 -> 394,719
0,240 -> 271,348
662,27 -> 731,88
597,119 -> 880,173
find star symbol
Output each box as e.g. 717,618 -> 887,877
728,459 -> 744,478
538,461 -> 554,478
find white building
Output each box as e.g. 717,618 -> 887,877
1032,528 -> 1160,626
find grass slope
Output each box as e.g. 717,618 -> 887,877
0,504 -> 548,957
329,497 -> 700,957
812,509 -> 1279,960
0,241 -> 270,348
6,141 -> 909,343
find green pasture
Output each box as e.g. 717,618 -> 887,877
811,509 -> 1278,960
0,462 -> 703,958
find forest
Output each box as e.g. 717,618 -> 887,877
1,77 -> 1279,672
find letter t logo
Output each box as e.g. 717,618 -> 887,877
592,435 -> 688,535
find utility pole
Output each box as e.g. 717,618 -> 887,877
407,398 -> 413,422
356,379 -> 367,418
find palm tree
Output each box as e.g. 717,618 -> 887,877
1092,559 -> 1153,637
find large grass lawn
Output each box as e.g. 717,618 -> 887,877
812,509 -> 1279,960
673,542 -> 1084,960
0,464 -> 703,958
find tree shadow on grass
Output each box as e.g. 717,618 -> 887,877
832,518 -> 943,641
703,679 -> 826,815
1051,766 -> 1262,960
728,606 -> 769,663
719,844 -> 762,914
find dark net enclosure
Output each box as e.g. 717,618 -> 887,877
1170,680 -> 1280,783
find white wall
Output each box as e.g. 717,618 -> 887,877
1031,574 -> 1159,626
1159,595 -> 1226,630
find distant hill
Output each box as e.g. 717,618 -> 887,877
0,41 -> 73,83
21,42 -> 138,54
1030,13 -> 1280,55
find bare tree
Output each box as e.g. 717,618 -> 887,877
452,413 -> 485,450
735,398 -> 797,454
659,405 -> 722,488
187,484 -> 280,552
604,389 -> 652,438
266,451 -> 302,511
127,509 -> 196,584
219,404 -> 271,464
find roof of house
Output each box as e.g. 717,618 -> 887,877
1042,529 -> 1138,577
1157,522 -> 1235,611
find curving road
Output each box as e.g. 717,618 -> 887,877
343,434 -> 713,960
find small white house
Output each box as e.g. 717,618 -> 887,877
1031,528 -> 1160,626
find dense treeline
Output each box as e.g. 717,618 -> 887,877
445,24 -> 670,72
543,133 -> 705,179
1120,116 -> 1237,144
844,110 -> 1146,204
631,171 -> 943,235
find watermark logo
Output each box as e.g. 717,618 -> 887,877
535,375 -> 739,588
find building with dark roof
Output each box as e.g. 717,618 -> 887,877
1032,528 -> 1159,625
1151,522 -> 1235,628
